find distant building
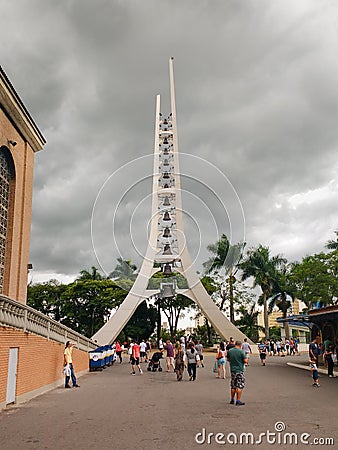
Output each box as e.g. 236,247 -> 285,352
258,299 -> 309,342
0,66 -> 46,302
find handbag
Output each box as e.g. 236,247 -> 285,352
63,364 -> 71,376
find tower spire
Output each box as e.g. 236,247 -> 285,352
92,59 -> 251,345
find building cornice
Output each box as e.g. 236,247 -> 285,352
0,66 -> 46,152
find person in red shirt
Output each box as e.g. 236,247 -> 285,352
131,341 -> 143,375
115,341 -> 123,364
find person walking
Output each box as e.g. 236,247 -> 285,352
139,339 -> 147,363
227,340 -> 248,406
309,337 -> 320,366
226,337 -> 235,352
164,340 -> 175,373
130,341 -> 143,375
115,341 -> 123,364
324,345 -> 336,378
174,343 -> 185,381
258,341 -> 267,366
145,339 -> 151,362
180,335 -> 186,351
186,342 -> 198,381
294,337 -> 300,355
309,357 -> 320,387
276,340 -> 281,356
195,340 -> 204,368
64,341 -> 80,388
216,341 -> 227,379
241,338 -> 252,365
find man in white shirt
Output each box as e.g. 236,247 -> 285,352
139,339 -> 147,363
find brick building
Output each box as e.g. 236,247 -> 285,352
0,66 -> 46,302
0,67 -> 96,409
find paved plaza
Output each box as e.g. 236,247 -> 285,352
0,354 -> 336,450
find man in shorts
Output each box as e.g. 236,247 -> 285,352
195,340 -> 204,368
164,339 -> 175,372
241,338 -> 252,365
130,341 -> 143,375
227,340 -> 248,406
258,341 -> 267,366
139,339 -> 147,363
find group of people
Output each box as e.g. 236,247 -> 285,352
262,338 -> 300,356
153,337 -> 205,381
112,339 -> 152,366
214,337 -> 252,377
309,336 -> 337,387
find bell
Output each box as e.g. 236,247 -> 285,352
163,138 -> 168,144
163,172 -> 170,179
163,149 -> 169,155
163,227 -> 171,237
163,244 -> 172,255
163,159 -> 169,166
163,211 -> 171,221
163,264 -> 172,275
161,284 -> 174,298
163,197 -> 170,206
163,119 -> 168,125
164,184 -> 169,189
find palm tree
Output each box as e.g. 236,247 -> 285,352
325,230 -> 338,250
203,234 -> 245,323
240,245 -> 286,339
76,266 -> 104,281
109,257 -> 137,280
235,303 -> 263,342
267,263 -> 294,339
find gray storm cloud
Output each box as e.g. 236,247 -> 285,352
1,0 -> 337,280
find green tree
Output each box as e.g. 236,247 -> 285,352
325,230 -> 338,250
157,294 -> 194,340
203,234 -> 245,322
77,266 -> 105,281
60,279 -> 126,337
27,279 -> 66,320
199,276 -> 218,344
122,301 -> 157,341
235,303 -> 262,343
240,245 -> 286,339
267,262 -> 294,339
289,252 -> 338,308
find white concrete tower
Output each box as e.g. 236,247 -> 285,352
92,58 -> 250,345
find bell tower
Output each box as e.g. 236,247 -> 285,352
92,58 -> 250,345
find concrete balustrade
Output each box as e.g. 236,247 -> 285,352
0,294 -> 96,352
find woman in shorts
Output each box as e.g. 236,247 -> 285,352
216,341 -> 227,379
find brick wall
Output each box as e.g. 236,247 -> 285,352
0,326 -> 89,408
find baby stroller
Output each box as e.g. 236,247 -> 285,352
147,351 -> 163,372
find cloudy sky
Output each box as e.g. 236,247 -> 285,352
1,0 -> 338,284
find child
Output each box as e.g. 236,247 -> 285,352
309,358 -> 320,387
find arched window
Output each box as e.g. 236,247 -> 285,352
0,147 -> 15,293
